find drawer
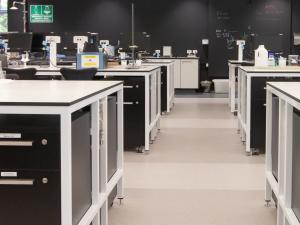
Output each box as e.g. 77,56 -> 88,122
0,115 -> 60,171
105,77 -> 145,102
0,171 -> 61,225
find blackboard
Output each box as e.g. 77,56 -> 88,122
208,0 -> 291,78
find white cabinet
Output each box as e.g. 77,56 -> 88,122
174,59 -> 181,88
144,57 -> 199,89
180,59 -> 199,89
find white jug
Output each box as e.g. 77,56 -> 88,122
255,45 -> 269,67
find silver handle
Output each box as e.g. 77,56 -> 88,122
124,85 -> 139,88
0,141 -> 33,147
124,102 -> 139,105
0,179 -> 34,185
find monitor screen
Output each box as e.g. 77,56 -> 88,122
31,33 -> 45,52
8,33 -> 33,52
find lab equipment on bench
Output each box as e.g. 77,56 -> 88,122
279,57 -> 287,67
153,50 -> 160,58
236,40 -> 245,62
76,52 -> 107,69
288,55 -> 299,66
255,45 -> 268,67
187,50 -> 198,57
45,36 -> 61,67
73,36 -> 88,54
163,46 -> 172,57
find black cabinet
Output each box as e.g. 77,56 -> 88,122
161,66 -> 167,113
250,77 -> 300,151
105,76 -> 145,149
0,110 -> 92,225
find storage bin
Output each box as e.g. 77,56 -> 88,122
213,79 -> 229,94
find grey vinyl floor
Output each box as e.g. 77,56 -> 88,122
108,98 -> 276,225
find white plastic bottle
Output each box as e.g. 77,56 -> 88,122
255,45 -> 269,67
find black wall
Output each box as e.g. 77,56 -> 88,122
8,0 -> 300,78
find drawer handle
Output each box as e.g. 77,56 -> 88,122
124,85 -> 140,89
0,141 -> 33,147
124,102 -> 139,105
0,179 -> 34,186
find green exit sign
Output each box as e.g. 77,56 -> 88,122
30,5 -> 53,23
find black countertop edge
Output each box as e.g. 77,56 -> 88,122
228,61 -> 254,65
0,81 -> 123,107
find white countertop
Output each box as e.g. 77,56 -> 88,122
11,65 -> 161,73
240,66 -> 300,73
9,65 -> 73,71
144,57 -> 199,60
228,60 -> 254,64
267,82 -> 300,102
143,60 -> 174,64
0,80 -> 122,106
98,65 -> 161,72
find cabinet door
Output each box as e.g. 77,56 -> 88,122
174,59 -> 181,88
180,60 -> 199,89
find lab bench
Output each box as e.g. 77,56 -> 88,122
97,65 -> 161,153
228,60 -> 254,114
143,60 -> 175,113
237,66 -> 300,155
265,82 -> 300,225
0,80 -> 124,225
7,64 -> 162,153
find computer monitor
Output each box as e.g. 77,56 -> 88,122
62,32 -> 80,56
8,32 -> 33,52
87,32 -> 99,46
31,33 -> 45,53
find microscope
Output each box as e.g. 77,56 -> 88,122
73,36 -> 88,54
45,36 -> 61,67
